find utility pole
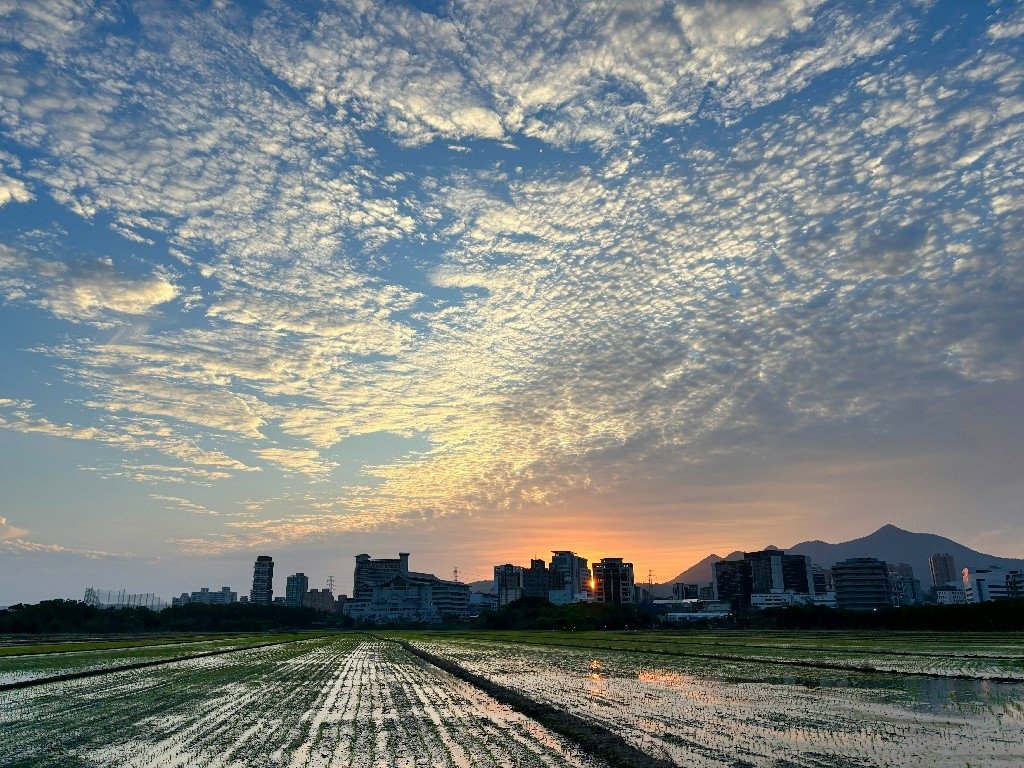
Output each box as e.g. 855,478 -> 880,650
453,566 -> 459,582
326,575 -> 336,592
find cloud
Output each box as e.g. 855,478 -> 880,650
0,1 -> 1021,556
253,448 -> 337,477
0,516 -> 29,541
0,174 -> 32,206
0,244 -> 179,323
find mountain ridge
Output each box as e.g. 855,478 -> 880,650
652,524 -> 1024,596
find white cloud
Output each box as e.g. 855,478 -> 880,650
0,174 -> 32,206
0,516 -> 29,541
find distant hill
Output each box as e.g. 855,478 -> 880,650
653,524 -> 1024,596
468,579 -> 493,593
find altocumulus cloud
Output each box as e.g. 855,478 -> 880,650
0,0 -> 1022,557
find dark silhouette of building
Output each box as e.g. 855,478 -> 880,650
550,551 -> 591,596
714,550 -> 815,610
672,582 -> 699,600
250,555 -> 274,605
713,559 -> 752,610
593,557 -> 634,604
832,557 -> 891,610
285,573 -> 309,607
522,558 -> 557,599
929,553 -> 957,587
303,588 -> 336,612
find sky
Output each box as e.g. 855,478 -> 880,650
1,0 -> 1023,604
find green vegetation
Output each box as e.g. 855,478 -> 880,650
476,596 -> 660,630
0,599 -> 354,634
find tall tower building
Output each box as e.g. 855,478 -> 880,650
285,573 -> 309,607
550,551 -> 591,595
929,553 -> 957,587
250,555 -> 274,605
593,557 -> 635,604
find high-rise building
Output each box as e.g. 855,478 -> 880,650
286,573 -> 309,607
593,557 -> 634,604
713,550 -> 815,611
250,555 -> 274,605
493,563 -> 524,606
550,551 -> 591,596
831,558 -> 891,611
887,563 -> 922,606
522,558 -> 557,599
929,553 -> 957,588
713,559 -> 753,610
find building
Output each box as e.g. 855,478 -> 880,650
887,563 -> 923,606
963,566 -> 1010,603
831,558 -> 891,611
178,586 -> 236,605
303,588 -> 336,612
552,552 -> 593,602
713,559 -> 752,610
633,585 -> 654,604
468,591 -> 498,617
550,551 -> 592,597
285,573 -> 310,608
929,553 -> 957,588
353,553 -> 409,603
593,557 -> 634,604
344,552 -> 470,623
672,583 -> 699,600
493,564 -> 524,607
522,559 -> 557,599
1008,570 -> 1024,599
811,564 -> 833,595
935,584 -> 968,605
750,592 -> 814,609
713,550 -> 815,611
250,555 -> 274,605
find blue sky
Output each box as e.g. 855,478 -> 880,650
2,0 -> 1023,602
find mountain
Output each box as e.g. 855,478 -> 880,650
468,579 -> 493,593
653,524 -> 1024,596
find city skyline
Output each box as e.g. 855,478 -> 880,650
2,1 -> 1024,603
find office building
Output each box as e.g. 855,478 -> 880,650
522,559 -> 557,599
285,573 -> 309,608
929,553 -> 957,588
831,558 -> 892,610
963,566 -> 1010,602
713,550 -> 815,611
344,552 -> 469,623
672,583 -> 699,600
713,559 -> 753,610
303,588 -> 336,612
250,556 -> 274,605
593,557 -> 634,604
935,584 -> 968,605
550,551 -> 592,596
887,563 -> 922,606
493,563 -> 524,607
1008,570 -> 1024,598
